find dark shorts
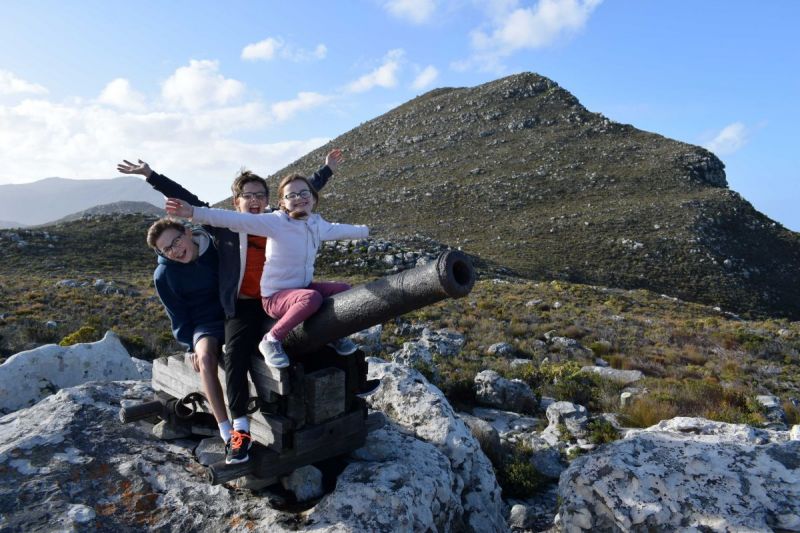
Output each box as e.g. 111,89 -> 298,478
192,321 -> 225,350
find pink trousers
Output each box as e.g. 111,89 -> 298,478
262,281 -> 351,341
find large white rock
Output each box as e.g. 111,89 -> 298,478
0,331 -> 151,413
1,375 -> 501,531
556,417 -> 800,532
367,358 -> 508,533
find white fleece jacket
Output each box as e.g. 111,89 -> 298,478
191,207 -> 368,297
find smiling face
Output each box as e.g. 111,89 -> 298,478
154,226 -> 197,263
279,178 -> 317,219
233,180 -> 269,214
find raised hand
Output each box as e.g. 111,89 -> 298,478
116,159 -> 153,178
325,148 -> 344,173
165,197 -> 194,218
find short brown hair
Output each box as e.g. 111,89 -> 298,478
277,174 -> 319,218
231,169 -> 268,199
146,218 -> 186,251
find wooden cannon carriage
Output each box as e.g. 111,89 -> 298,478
120,250 -> 476,487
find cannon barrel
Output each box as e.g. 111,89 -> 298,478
283,250 -> 475,357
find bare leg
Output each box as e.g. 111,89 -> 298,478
193,336 -> 228,424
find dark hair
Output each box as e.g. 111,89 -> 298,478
277,174 -> 319,219
146,218 -> 185,251
231,169 -> 268,199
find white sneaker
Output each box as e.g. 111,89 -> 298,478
258,338 -> 290,368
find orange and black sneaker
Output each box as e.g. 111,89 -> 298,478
225,430 -> 253,465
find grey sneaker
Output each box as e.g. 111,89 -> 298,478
327,337 -> 358,355
258,337 -> 290,368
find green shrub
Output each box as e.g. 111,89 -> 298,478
587,418 -> 619,444
59,325 -> 100,346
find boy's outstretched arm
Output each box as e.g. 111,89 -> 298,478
116,158 -> 208,208
307,149 -> 343,192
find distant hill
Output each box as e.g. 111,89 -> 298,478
0,177 -> 165,227
268,72 -> 800,319
0,221 -> 26,229
45,201 -> 164,225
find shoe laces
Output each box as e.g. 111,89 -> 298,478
230,430 -> 250,449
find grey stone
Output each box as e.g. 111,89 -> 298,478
579,365 -> 644,384
0,330 -> 151,413
487,342 -> 516,358
474,370 -> 537,413
557,417 -> 800,532
281,465 -> 324,502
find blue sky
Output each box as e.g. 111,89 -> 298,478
1,0 -> 798,230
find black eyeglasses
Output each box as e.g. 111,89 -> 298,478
161,234 -> 184,256
283,190 -> 312,201
238,192 -> 267,201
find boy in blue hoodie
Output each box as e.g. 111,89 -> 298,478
146,218 -> 249,464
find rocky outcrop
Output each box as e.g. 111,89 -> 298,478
0,331 -> 151,413
367,359 -> 508,532
556,417 -> 800,531
0,377 -> 504,532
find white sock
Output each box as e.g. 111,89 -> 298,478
233,416 -> 250,433
265,332 -> 278,342
218,420 -> 233,442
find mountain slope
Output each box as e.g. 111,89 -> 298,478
0,177 -> 165,227
45,201 -> 164,225
270,73 -> 800,319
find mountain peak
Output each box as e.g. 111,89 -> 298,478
273,72 -> 797,318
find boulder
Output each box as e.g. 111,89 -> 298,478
556,417 -> 800,532
390,341 -> 433,368
459,412 -> 503,465
1,376 -> 509,532
281,465 -> 323,502
541,401 -> 589,446
487,342 -> 516,358
474,370 -> 537,413
367,359 -> 508,532
420,328 -> 465,357
579,365 -> 644,385
350,324 -> 383,355
547,337 -> 593,359
0,330 -> 151,413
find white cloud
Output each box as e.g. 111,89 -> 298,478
161,59 -> 245,110
411,65 -> 439,90
241,37 -> 328,62
97,78 -> 146,111
241,37 -> 283,61
0,69 -> 48,96
704,122 -> 749,155
384,0 -> 437,24
471,0 -> 602,56
0,93 -> 330,201
271,92 -> 332,122
347,49 -> 405,93
0,61 -> 336,202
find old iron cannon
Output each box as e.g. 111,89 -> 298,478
120,250 -> 475,488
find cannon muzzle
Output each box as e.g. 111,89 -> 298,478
283,250 -> 475,356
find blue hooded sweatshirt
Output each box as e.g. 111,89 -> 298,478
153,229 -> 225,349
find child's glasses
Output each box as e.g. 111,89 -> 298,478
238,192 -> 267,201
161,234 -> 185,256
283,190 -> 312,201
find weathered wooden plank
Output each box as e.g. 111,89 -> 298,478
293,408 -> 366,456
304,367 -> 346,424
249,354 -> 291,395
209,426 -> 368,485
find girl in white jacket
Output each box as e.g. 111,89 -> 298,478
166,174 -> 368,368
